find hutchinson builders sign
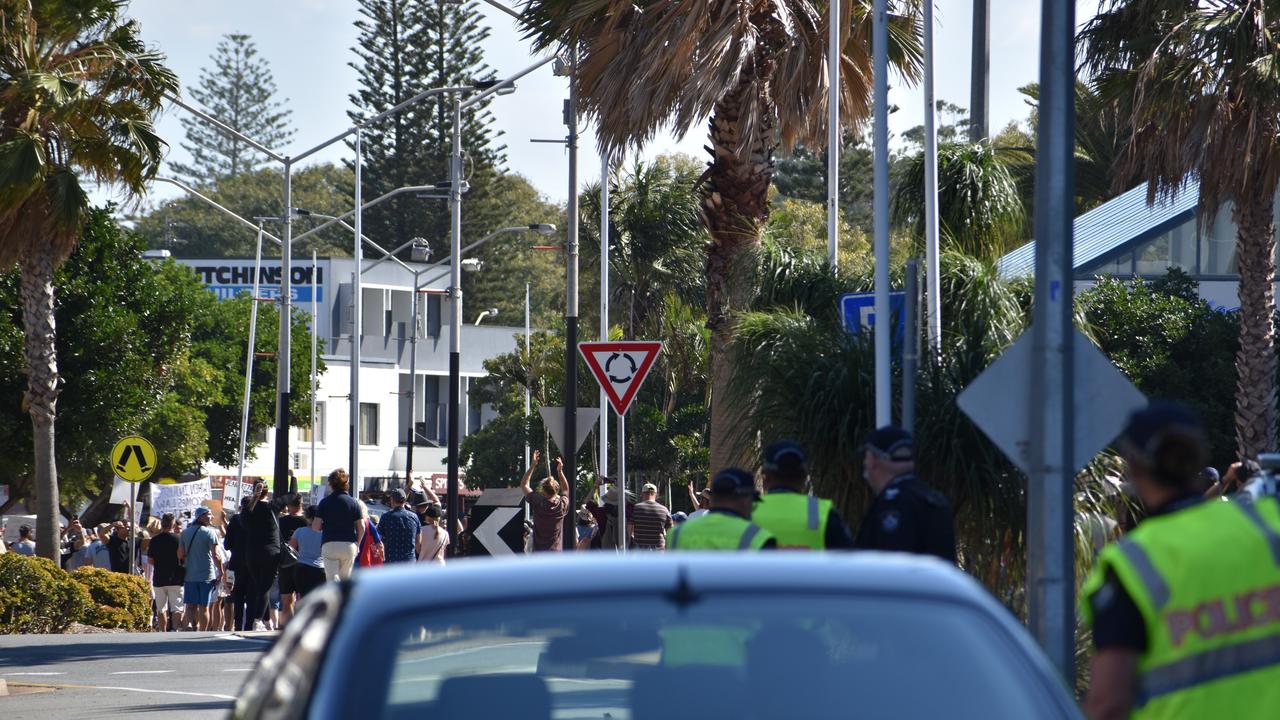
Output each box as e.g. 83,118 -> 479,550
178,259 -> 328,303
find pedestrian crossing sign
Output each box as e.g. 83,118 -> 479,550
111,435 -> 157,483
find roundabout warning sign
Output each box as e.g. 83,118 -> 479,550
579,341 -> 663,416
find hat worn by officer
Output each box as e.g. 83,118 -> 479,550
762,440 -> 807,486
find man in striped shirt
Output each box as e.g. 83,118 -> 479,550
631,483 -> 673,550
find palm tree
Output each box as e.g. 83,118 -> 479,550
522,0 -> 923,472
1079,1 -> 1280,459
580,156 -> 706,340
891,141 -> 1025,261
0,0 -> 177,560
1010,81 -> 1137,215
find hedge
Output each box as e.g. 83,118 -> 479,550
0,553 -> 92,634
71,566 -> 153,630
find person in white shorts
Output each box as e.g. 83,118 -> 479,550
146,513 -> 185,631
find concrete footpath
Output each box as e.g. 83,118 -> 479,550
0,631 -> 273,719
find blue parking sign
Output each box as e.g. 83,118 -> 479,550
840,291 -> 906,338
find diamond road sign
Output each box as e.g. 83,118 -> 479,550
957,327 -> 1146,475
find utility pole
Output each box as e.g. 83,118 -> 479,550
447,96 -> 464,552
1029,0 -> 1077,681
970,0 -> 990,142
562,49 -> 580,550
273,160 -> 293,498
827,0 -> 841,266
872,0 -> 891,426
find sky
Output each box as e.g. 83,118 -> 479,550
107,0 -> 1099,210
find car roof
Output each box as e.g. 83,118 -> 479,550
346,552 -> 1004,616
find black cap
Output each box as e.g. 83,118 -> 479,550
1122,402 -> 1204,459
389,489 -> 407,503
424,504 -> 442,518
864,426 -> 914,461
762,440 -> 807,475
710,468 -> 759,498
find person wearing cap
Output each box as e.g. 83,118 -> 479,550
574,506 -> 597,551
670,468 -> 776,551
1082,402 -> 1280,719
379,489 -> 422,564
686,483 -> 711,519
177,505 -> 224,631
632,482 -> 673,550
853,426 -> 956,562
752,440 -> 855,549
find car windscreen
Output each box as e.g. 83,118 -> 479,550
338,592 -> 1057,720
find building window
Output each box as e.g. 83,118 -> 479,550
299,401 -> 325,443
427,294 -> 442,338
1200,206 -> 1238,275
360,402 -> 379,446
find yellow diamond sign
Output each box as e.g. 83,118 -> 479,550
111,435 -> 157,483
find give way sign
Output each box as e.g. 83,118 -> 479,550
579,341 -> 663,415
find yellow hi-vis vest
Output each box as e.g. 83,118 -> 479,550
1081,497 -> 1280,718
751,492 -> 831,550
669,512 -> 773,551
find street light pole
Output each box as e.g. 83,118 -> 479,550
274,160 -> 293,498
599,148 -> 609,488
351,132 -> 364,494
872,0 -> 891,426
447,96 -> 464,550
827,0 -> 840,266
562,48 -> 580,551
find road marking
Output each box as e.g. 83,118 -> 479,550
221,669 -> 252,672
2,672 -> 65,676
14,682 -> 234,701
110,670 -> 173,675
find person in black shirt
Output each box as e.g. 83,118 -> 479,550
243,481 -> 281,630
106,521 -> 131,573
853,426 -> 957,562
223,497 -> 251,630
147,513 -> 185,631
276,494 -> 307,624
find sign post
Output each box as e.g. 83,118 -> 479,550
111,435 -> 157,578
579,341 -> 662,554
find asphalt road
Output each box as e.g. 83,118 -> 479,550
0,631 -> 273,719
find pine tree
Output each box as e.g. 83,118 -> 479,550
348,0 -> 506,258
171,34 -> 294,185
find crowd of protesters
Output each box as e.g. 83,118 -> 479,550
0,425 -> 961,631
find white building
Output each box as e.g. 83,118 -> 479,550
177,256 -> 521,496
1000,178 -> 1280,310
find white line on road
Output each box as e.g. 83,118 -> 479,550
110,670 -> 174,675
221,669 -> 252,672
62,684 -> 235,701
2,672 -> 65,676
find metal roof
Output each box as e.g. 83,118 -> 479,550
998,179 -> 1200,279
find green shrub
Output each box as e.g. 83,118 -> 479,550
71,567 -> 152,630
0,553 -> 91,633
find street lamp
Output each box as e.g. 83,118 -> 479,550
474,308 -> 499,325
356,222 -> 553,489
166,78 -> 504,499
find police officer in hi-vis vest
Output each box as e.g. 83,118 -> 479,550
669,468 -> 776,551
751,441 -> 855,550
1083,402 -> 1280,719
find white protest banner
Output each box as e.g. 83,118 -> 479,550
150,478 -> 212,519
